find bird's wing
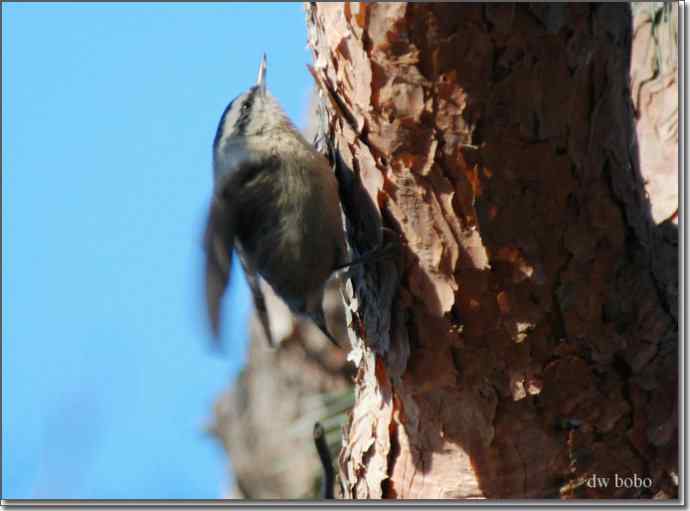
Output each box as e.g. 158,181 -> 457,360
204,195 -> 236,343
237,250 -> 275,347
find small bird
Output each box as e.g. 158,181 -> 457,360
204,54 -> 348,347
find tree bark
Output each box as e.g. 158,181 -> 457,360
306,3 -> 678,499
631,3 -> 678,224
211,281 -> 353,499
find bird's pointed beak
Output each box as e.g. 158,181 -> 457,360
256,53 -> 267,94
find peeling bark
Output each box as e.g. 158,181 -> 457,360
631,3 -> 678,224
306,3 -> 678,499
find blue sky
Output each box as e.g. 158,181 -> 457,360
2,3 -> 313,499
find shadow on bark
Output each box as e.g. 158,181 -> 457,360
307,2 -> 678,499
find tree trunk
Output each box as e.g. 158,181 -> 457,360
211,281 -> 353,499
631,2 -> 678,223
306,3 -> 678,499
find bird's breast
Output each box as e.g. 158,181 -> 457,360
236,160 -> 340,306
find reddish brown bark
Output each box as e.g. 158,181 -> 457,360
306,3 -> 677,499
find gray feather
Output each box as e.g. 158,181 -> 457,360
206,54 -> 349,348
204,196 -> 235,342
237,248 -> 275,347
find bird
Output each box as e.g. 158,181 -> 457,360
204,54 -> 348,348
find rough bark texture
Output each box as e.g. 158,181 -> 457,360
631,3 -> 678,224
306,3 -> 678,499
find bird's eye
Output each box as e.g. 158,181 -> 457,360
242,102 -> 250,112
